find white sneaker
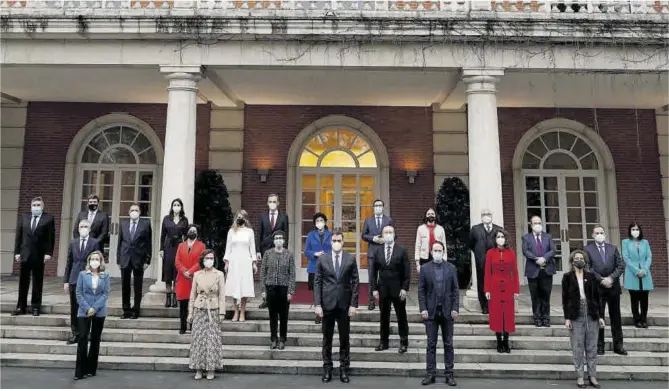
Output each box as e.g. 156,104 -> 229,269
206,370 -> 215,380
194,370 -> 203,380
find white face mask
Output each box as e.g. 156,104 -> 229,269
204,258 -> 215,269
432,252 -> 443,262
268,200 -> 278,211
172,206 -> 181,214
496,237 -> 506,247
532,223 -> 543,233
383,234 -> 394,244
631,229 -> 640,239
79,227 -> 90,238
130,211 -> 140,220
274,239 -> 284,248
374,206 -> 383,215
332,242 -> 342,252
315,221 -> 325,230
594,233 -> 606,243
89,260 -> 101,270
482,215 -> 492,224
31,206 -> 43,216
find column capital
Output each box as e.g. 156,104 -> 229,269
160,65 -> 203,92
462,68 -> 504,95
160,64 -> 203,76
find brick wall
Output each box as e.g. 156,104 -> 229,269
242,105 -> 434,279
15,102 -> 211,276
498,108 -> 667,287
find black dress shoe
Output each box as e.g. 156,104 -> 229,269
534,320 -> 542,327
642,321 -> 648,328
84,373 -> 95,378
73,376 -> 83,381
398,345 -> 408,354
375,344 -> 389,351
597,347 -> 605,355
179,329 -> 186,335
542,320 -> 551,327
421,375 -> 435,386
270,340 -> 278,350
368,302 -> 375,311
613,347 -> 628,356
32,308 -> 40,316
588,378 -> 601,388
259,300 -> 268,309
482,308 -> 489,315
130,312 -> 139,319
11,308 -> 26,316
66,335 -> 78,345
315,317 -> 321,325
321,369 -> 332,383
121,312 -> 132,319
340,369 -> 350,383
577,380 -> 587,388
278,341 -> 285,350
445,375 -> 457,386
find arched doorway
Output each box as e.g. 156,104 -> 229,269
513,119 -> 619,283
58,114 -> 163,278
287,116 -> 390,283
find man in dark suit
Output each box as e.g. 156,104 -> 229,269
468,208 -> 502,314
63,219 -> 99,344
314,228 -> 359,384
13,197 -> 56,316
583,224 -> 627,356
117,203 -> 152,319
72,194 -> 109,252
256,193 -> 289,309
361,199 -> 394,310
418,241 -> 459,386
370,225 -> 410,353
521,215 -> 556,327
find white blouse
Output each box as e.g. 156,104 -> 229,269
577,276 -> 585,299
92,274 -> 99,292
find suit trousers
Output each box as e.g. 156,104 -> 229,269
368,266 -> 376,300
598,290 -> 623,350
75,316 -> 105,378
379,292 -> 409,346
322,308 -> 351,369
69,285 -> 79,336
121,267 -> 144,313
629,290 -> 649,323
17,261 -> 45,311
425,307 -> 454,376
476,263 -> 488,310
178,299 -> 189,332
528,270 -> 552,322
569,299 -> 598,379
267,285 -> 290,342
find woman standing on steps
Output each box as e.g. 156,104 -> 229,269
622,222 -> 653,328
188,249 -> 226,380
484,229 -> 519,354
224,210 -> 257,322
175,224 -> 205,334
74,251 -> 110,381
160,198 -> 189,308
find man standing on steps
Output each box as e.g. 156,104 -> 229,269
468,208 -> 502,314
117,203 -> 152,319
256,193 -> 289,309
418,241 -> 459,387
73,194 -> 109,252
522,215 -> 556,328
314,229 -> 359,384
371,225 -> 410,354
361,199 -> 394,310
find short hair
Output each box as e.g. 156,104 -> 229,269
86,251 -> 106,272
495,229 -> 510,249
78,219 -> 92,227
198,249 -> 218,269
87,194 -> 100,202
129,202 -> 140,210
627,222 -> 644,240
529,215 -> 542,223
272,230 -> 286,239
373,199 -> 384,206
267,194 -> 279,202
331,228 -> 344,240
187,223 -> 199,233
568,250 -> 589,272
592,224 -> 605,233
313,212 -> 328,224
431,241 -> 445,251
31,196 -> 44,205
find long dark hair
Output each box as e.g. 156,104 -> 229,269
627,222 -> 644,240
169,198 -> 186,219
423,207 -> 438,225
495,229 -> 510,249
568,250 -> 590,272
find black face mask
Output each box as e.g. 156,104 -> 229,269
237,218 -> 245,226
187,232 -> 197,240
573,260 -> 586,269
88,204 -> 98,211
426,216 -> 436,223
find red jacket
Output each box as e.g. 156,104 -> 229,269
484,247 -> 520,333
175,240 -> 205,300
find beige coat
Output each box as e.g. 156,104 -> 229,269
414,223 -> 447,261
188,269 -> 226,318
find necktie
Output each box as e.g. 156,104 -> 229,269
31,217 -> 37,232
486,224 -> 491,233
535,235 -> 542,254
386,245 -> 391,265
599,245 -> 605,262
89,212 -> 94,222
80,239 -> 85,253
334,253 -> 340,278
131,221 -> 137,238
376,217 -> 381,231
270,213 -> 275,230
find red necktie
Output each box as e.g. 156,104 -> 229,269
535,235 -> 542,254
270,213 -> 275,230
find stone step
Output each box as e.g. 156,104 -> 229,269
3,303 -> 667,326
2,313 -> 667,339
2,325 -> 666,352
2,339 -> 666,366
1,353 -> 666,380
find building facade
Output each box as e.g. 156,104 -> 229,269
1,1 -> 668,290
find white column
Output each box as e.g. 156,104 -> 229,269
461,68 -> 505,312
148,65 -> 202,296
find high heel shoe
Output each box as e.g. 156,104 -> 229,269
164,293 -> 170,308
171,292 -> 178,308
576,378 -> 586,388
588,377 -> 601,388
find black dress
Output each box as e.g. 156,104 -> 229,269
160,215 -> 189,283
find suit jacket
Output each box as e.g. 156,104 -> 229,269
76,270 -> 110,318
415,224 -> 447,261
314,251 -> 359,312
361,215 -> 394,258
521,232 -> 556,278
73,210 -> 110,250
561,271 -> 602,321
469,223 -> 503,268
256,211 -> 289,255
418,261 -> 460,320
621,239 -> 654,291
370,243 -> 410,298
117,218 -> 152,270
583,242 -> 625,295
64,237 -> 100,285
14,212 -> 56,264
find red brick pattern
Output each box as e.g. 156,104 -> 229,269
15,102 -> 211,276
498,108 -> 667,287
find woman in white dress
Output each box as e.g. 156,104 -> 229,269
224,210 -> 257,322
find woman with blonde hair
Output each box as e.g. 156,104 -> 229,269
74,250 -> 110,380
224,209 -> 257,322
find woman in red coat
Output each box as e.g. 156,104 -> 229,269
175,224 -> 205,334
484,229 -> 520,353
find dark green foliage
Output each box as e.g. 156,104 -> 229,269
193,170 -> 233,269
435,177 -> 471,288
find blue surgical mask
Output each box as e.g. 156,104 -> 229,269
31,207 -> 42,217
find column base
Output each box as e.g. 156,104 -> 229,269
463,288 -> 482,312
143,281 -> 168,306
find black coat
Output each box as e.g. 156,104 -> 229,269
73,210 -> 109,250
314,252 -> 359,312
469,223 -> 502,268
117,218 -> 152,270
14,213 -> 55,264
561,271 -> 602,321
370,244 -> 410,298
256,212 -> 289,255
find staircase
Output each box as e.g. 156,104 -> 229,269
1,303 -> 667,380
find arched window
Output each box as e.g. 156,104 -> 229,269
299,129 -> 378,168
81,126 -> 157,165
522,130 -> 598,170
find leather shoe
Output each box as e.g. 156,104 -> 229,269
613,347 -> 628,356
421,375 -> 435,386
588,378 -> 601,389
11,308 -> 26,316
398,345 -> 408,354
270,340 -> 278,350
534,319 -> 542,327
597,347 -> 605,355
130,312 -> 139,319
368,302 -> 375,311
66,334 -> 78,345
73,376 -> 83,381
278,341 -> 285,350
641,321 -> 648,328
259,300 -> 268,309
321,369 -> 332,383
375,344 -> 389,351
482,308 -> 489,315
315,317 -> 321,325
121,312 -> 132,319
32,308 -> 40,316
340,369 -> 350,383
445,375 -> 457,386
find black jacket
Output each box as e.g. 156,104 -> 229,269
469,223 -> 502,268
370,244 -> 410,298
117,218 -> 152,270
561,271 -> 602,321
256,212 -> 289,255
313,252 -> 359,312
73,210 -> 109,250
14,213 -> 56,264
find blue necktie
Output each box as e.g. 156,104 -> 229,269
598,245 -> 605,262
335,253 -> 340,278
376,217 -> 381,231
131,221 -> 137,238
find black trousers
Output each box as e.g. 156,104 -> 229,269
322,308 -> 350,369
307,272 -> 315,291
121,267 -> 144,313
527,270 -> 552,322
178,299 -> 189,332
75,316 -> 105,378
16,261 -> 45,311
267,285 -> 290,342
425,306 -> 454,376
367,266 -> 376,300
629,290 -> 649,323
69,285 -> 79,336
598,290 -> 623,349
476,263 -> 488,311
379,292 -> 409,346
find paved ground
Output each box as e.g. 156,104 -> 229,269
1,368 -> 668,389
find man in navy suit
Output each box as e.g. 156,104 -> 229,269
361,199 -> 394,310
584,224 -> 627,356
63,219 -> 99,344
117,203 -> 152,319
521,215 -> 556,327
418,241 -> 459,387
